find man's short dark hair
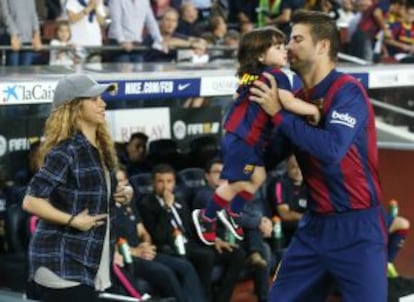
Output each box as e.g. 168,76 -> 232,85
204,157 -> 223,173
291,9 -> 340,61
129,132 -> 149,144
152,164 -> 176,178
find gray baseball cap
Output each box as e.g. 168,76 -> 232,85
52,74 -> 114,110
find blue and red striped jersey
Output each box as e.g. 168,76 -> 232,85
224,67 -> 291,147
270,69 -> 382,213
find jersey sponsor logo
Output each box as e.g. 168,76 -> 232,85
239,73 -> 259,85
330,110 -> 356,128
243,164 -> 255,174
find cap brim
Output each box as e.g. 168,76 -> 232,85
80,83 -> 115,98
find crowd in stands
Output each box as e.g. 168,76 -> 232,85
0,131 -> 411,300
0,0 -> 413,66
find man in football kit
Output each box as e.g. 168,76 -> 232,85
250,10 -> 387,302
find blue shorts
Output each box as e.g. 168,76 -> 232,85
220,132 -> 263,182
269,206 -> 388,302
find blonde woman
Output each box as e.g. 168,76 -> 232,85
23,74 -> 132,301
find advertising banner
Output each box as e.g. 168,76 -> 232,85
170,106 -> 223,150
106,107 -> 171,142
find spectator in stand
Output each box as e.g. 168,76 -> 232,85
227,0 -> 258,28
221,29 -> 240,59
119,132 -> 152,177
189,0 -> 213,21
272,155 -> 308,245
139,164 -> 245,302
311,0 -> 340,19
349,0 -> 391,61
113,167 -> 204,302
107,0 -> 165,63
193,158 -> 272,302
49,20 -> 79,65
151,0 -> 182,18
0,0 -> 42,66
66,0 -> 106,62
176,2 -> 204,37
387,0 -> 406,23
45,0 -> 64,20
256,0 -> 305,36
199,14 -> 228,59
384,0 -> 414,63
336,0 -> 356,27
145,8 -> 206,62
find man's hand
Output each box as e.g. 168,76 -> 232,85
121,42 -> 134,52
131,242 -> 157,260
113,249 -> 124,267
32,33 -> 42,51
163,190 -> 175,208
214,238 -> 238,254
249,72 -> 281,116
10,35 -> 21,51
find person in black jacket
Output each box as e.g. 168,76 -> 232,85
139,164 -> 245,302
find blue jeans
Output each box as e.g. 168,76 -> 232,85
0,34 -> 34,66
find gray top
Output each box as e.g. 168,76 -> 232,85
107,0 -> 163,44
0,0 -> 40,42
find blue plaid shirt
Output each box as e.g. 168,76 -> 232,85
27,132 -> 117,287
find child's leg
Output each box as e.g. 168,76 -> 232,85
228,166 -> 266,215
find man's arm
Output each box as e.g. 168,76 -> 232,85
274,82 -> 369,164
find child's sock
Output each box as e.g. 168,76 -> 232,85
229,190 -> 254,215
204,192 -> 229,219
388,229 -> 408,262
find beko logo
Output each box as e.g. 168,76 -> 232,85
330,110 -> 356,128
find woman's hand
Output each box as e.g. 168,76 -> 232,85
70,208 -> 107,231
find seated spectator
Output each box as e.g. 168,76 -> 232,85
66,0 -> 106,62
0,0 -> 42,66
274,155 -> 410,279
273,155 -> 307,246
192,158 -> 271,302
387,0 -> 406,23
139,164 -> 245,302
49,20 -> 79,65
119,132 -> 152,177
387,200 -> 410,277
107,0 -> 165,63
145,8 -> 206,62
113,167 -> 202,302
385,0 -> 414,63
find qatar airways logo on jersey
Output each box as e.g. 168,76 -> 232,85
330,110 -> 356,128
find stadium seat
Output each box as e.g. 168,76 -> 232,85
0,203 -> 30,292
147,139 -> 184,170
129,173 -> 154,198
187,136 -> 219,168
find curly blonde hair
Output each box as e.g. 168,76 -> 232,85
38,99 -> 118,170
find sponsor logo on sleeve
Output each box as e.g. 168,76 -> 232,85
330,110 -> 356,128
